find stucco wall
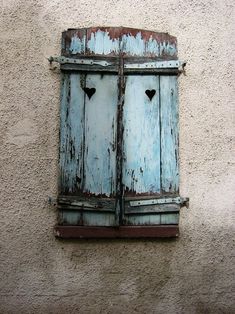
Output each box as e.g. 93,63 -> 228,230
0,0 -> 234,313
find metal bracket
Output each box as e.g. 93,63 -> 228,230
48,196 -> 57,206
129,197 -> 189,207
124,60 -> 186,70
48,56 -> 113,67
48,56 -> 186,73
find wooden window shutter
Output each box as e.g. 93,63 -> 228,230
51,27 -> 188,238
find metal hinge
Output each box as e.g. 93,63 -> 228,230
129,197 -> 189,207
48,196 -> 57,206
48,56 -> 186,71
124,60 -> 186,70
48,56 -> 113,67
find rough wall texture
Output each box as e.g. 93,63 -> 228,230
0,0 -> 234,313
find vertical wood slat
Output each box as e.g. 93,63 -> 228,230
160,76 -> 179,193
122,75 -> 161,195
60,73 -> 84,194
84,74 -> 118,196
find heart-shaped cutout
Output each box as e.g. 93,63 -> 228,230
83,87 -> 96,99
145,89 -> 156,101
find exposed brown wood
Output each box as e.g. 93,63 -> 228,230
54,225 -> 179,238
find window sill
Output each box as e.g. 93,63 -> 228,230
54,225 -> 179,239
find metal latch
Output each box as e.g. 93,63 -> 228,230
129,197 -> 189,207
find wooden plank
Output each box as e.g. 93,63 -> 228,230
124,203 -> 179,214
122,75 -> 161,195
86,28 -> 120,55
83,74 -> 118,196
160,75 -> 179,193
62,28 -> 86,56
60,73 -> 85,194
60,210 -> 116,226
58,196 -> 116,211
62,27 -> 178,59
121,30 -> 177,58
160,213 -> 179,225
124,214 -> 161,226
55,225 -> 179,238
61,64 -> 118,72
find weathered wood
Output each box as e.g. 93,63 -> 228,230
83,74 -> 118,196
58,27 -> 182,230
55,225 -> 179,238
60,73 -> 84,194
124,214 -> 161,226
58,196 -> 116,212
122,75 -> 161,195
62,27 -> 177,59
160,213 -> 179,225
87,28 -> 120,55
58,196 -> 116,209
61,64 -> 118,72
124,203 -> 179,214
62,28 -> 86,56
59,210 -> 116,226
60,64 -> 180,74
160,76 -> 179,193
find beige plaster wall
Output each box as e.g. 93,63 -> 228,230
0,0 -> 234,313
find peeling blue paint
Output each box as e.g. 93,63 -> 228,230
87,30 -> 119,54
59,27 -> 180,228
69,35 -> 85,54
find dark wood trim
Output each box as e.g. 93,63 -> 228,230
54,225 -> 179,239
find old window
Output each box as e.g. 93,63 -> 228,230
50,27 -> 188,238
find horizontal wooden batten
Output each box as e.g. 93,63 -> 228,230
58,206 -> 115,212
61,64 -> 119,72
54,225 -> 179,238
124,204 -> 180,214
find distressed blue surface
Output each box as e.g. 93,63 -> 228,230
60,73 -> 118,197
65,28 -> 177,58
160,76 -> 179,193
61,210 -> 116,226
60,73 -> 84,194
69,35 -> 86,54
84,74 -> 118,196
122,76 -> 161,195
60,28 -> 180,227
124,214 -> 161,226
87,30 -> 119,55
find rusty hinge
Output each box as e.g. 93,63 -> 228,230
129,197 -> 189,207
